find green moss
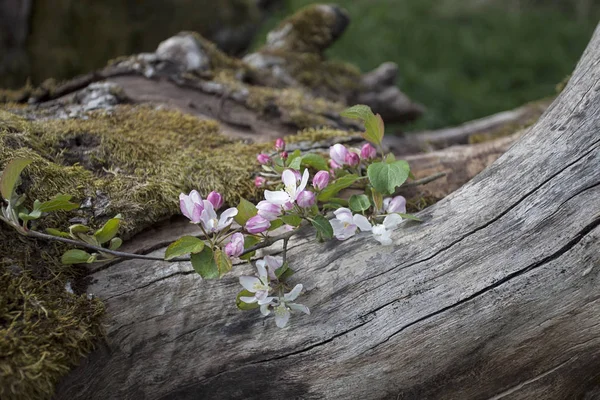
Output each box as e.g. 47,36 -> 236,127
0,104 -> 281,399
269,4 -> 338,53
0,269 -> 104,400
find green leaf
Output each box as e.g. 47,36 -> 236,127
61,249 -> 92,265
268,219 -> 284,231
240,235 -> 260,261
94,216 -> 121,244
214,248 -> 233,277
38,194 -> 79,212
109,237 -> 123,250
288,156 -> 302,170
275,262 -> 295,281
310,215 -> 333,240
280,214 -> 302,227
69,224 -> 90,235
285,149 -> 302,168
19,209 -> 42,222
46,228 -> 71,238
349,194 -> 371,213
164,236 -> 205,260
191,247 -> 219,279
317,174 -> 361,202
0,158 -> 32,200
234,198 -> 257,226
236,290 -> 260,310
341,105 -> 384,146
367,160 -> 410,195
301,153 -> 328,171
395,213 -> 422,222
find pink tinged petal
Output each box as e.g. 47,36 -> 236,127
329,159 -> 341,170
225,232 -> 244,257
254,176 -> 266,187
289,303 -> 310,315
282,201 -> 294,211
341,224 -> 358,240
297,168 -> 310,193
275,138 -> 286,151
383,213 -> 403,229
239,276 -> 261,292
387,195 -> 407,214
360,143 -> 377,160
217,207 -> 238,230
383,197 -> 391,211
284,284 -> 303,301
264,255 -> 283,271
264,190 -> 290,205
334,207 -> 354,224
260,304 -> 271,316
245,215 -> 271,234
179,197 -> 192,220
240,296 -> 258,304
190,190 -> 202,205
256,200 -> 281,221
296,190 -> 315,208
353,214 -> 372,231
330,144 -> 348,166
312,170 -> 330,190
345,151 -> 360,166
191,202 -> 204,223
257,153 -> 271,165
207,191 -> 223,210
274,304 -> 291,328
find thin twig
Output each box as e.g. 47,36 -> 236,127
22,226 -> 299,264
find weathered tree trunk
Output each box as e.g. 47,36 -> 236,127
55,26 -> 600,400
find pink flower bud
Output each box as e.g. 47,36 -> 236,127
360,143 -> 377,160
257,153 -> 271,165
312,170 -> 330,190
256,200 -> 281,221
275,138 -> 286,152
225,232 -> 244,258
282,201 -> 294,211
296,190 -> 316,208
330,144 -> 349,166
329,159 -> 341,170
245,215 -> 270,234
179,190 -> 204,223
207,191 -> 223,210
254,176 -> 266,187
280,151 -> 288,160
345,152 -> 360,167
384,195 -> 407,214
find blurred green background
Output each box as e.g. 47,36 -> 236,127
254,0 -> 600,129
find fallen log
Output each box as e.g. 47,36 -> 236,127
55,23 -> 600,400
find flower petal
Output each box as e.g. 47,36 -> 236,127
239,276 -> 260,292
289,303 -> 310,315
334,207 -> 353,224
256,260 -> 268,280
260,303 -> 271,316
383,213 -> 403,229
258,296 -> 275,305
297,168 -> 309,193
284,284 -> 303,301
190,190 -> 202,205
274,304 -> 291,328
218,207 -> 238,229
239,296 -> 257,304
353,214 -> 372,231
282,169 -> 297,188
264,190 -> 291,205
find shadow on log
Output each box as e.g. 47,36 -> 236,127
55,24 -> 600,400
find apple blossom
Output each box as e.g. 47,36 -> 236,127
371,213 -> 403,245
312,170 -> 330,190
275,138 -> 286,152
245,215 -> 271,233
239,262 -> 274,305
330,207 -> 372,240
254,176 -> 266,187
256,200 -> 281,221
360,143 -> 377,160
296,190 -> 316,208
264,169 -> 309,205
345,151 -> 360,166
256,255 -> 282,281
329,159 -> 341,170
281,151 -> 288,160
225,232 -> 244,257
330,144 -> 349,166
384,195 -> 407,214
260,284 -> 310,328
199,200 -> 237,233
257,153 -> 271,165
207,191 -> 223,210
179,190 -> 204,223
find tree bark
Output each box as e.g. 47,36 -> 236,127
55,25 -> 600,400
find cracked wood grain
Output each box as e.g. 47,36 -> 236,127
56,24 -> 600,400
